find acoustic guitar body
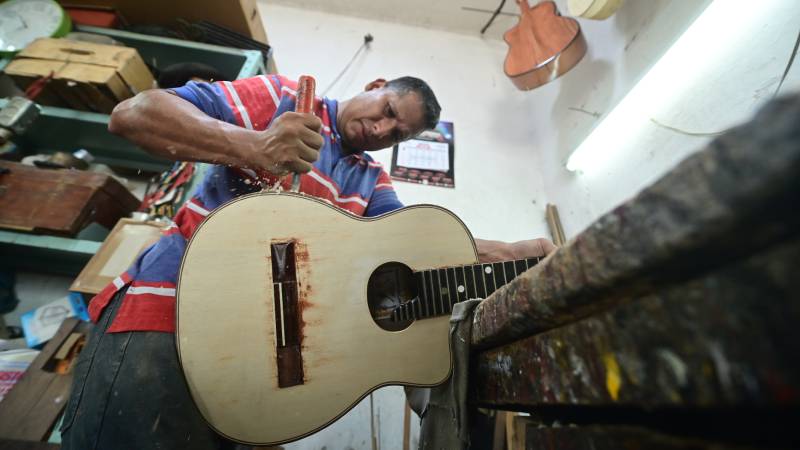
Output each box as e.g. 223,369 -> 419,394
503,0 -> 587,91
176,192 -> 477,445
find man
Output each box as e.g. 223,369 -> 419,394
60,74 -> 555,449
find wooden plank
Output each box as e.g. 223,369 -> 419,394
472,94 -> 800,350
472,237 -> 800,409
0,318 -> 93,441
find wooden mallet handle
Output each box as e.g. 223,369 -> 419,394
258,75 -> 317,189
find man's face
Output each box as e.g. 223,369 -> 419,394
338,82 -> 427,152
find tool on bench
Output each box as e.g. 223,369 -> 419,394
257,75 -> 316,192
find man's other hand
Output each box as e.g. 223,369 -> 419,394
475,238 -> 557,264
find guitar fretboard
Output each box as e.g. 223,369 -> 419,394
391,257 -> 541,322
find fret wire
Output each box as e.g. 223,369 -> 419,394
491,263 -> 498,293
482,264 -> 493,296
436,269 -> 450,311
442,268 -> 451,311
429,269 -> 438,316
515,259 -> 527,277
458,266 -> 468,302
435,269 -> 445,314
422,270 -> 436,317
462,265 -> 473,300
504,261 -> 514,283
502,262 -> 508,284
468,264 -> 476,298
493,262 -> 504,288
448,267 -> 459,306
414,272 -> 423,318
421,271 -> 431,318
428,269 -> 438,316
475,264 -> 487,298
469,264 -> 476,298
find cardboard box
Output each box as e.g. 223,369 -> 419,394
6,38 -> 154,113
20,293 -> 89,348
70,218 -> 166,295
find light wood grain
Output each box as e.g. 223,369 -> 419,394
177,192 -> 477,445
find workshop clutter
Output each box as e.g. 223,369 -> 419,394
5,37 -> 154,113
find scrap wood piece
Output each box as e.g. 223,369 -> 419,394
472,94 -> 800,350
0,318 -> 93,441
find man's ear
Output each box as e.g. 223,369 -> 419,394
364,78 -> 387,91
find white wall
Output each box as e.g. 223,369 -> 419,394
257,2 -> 553,243
530,0 -> 800,236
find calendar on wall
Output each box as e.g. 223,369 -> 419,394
390,121 -> 455,188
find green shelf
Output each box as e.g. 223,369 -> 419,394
1,26 -> 265,275
0,230 -> 101,276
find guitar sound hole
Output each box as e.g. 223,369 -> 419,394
367,262 -> 417,331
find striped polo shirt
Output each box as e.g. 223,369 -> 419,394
88,75 -> 403,333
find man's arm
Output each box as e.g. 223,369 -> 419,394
108,89 -> 324,174
475,238 -> 557,263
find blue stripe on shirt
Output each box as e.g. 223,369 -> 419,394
170,81 -> 236,124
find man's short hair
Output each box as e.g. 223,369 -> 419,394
384,76 -> 441,131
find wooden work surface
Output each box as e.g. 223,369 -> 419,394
468,94 -> 800,448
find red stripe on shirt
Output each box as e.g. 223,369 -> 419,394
218,82 -> 244,127
88,272 -> 131,322
223,77 -> 280,131
106,291 -> 176,333
374,171 -> 395,191
173,199 -> 209,240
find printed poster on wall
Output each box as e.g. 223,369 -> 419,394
390,121 -> 454,188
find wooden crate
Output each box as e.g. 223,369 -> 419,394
0,161 -> 140,237
6,38 -> 154,113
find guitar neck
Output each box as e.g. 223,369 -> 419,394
391,256 -> 541,322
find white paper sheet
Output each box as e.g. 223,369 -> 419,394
396,139 -> 450,172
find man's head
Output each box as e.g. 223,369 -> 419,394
336,76 -> 440,152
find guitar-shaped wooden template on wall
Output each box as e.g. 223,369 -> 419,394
504,0 -> 587,91
176,192 -> 542,445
